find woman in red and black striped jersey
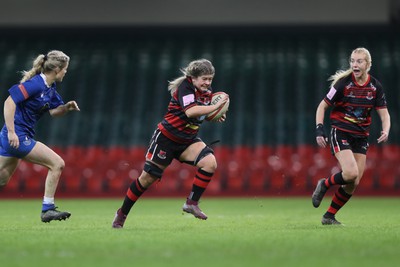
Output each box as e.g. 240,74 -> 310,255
112,59 -> 229,228
311,47 -> 391,225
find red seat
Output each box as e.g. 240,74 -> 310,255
19,163 -> 45,193
247,168 -> 268,191
360,167 -> 376,190
232,146 -> 254,190
246,146 -> 271,191
81,166 -> 106,194
61,166 -> 82,192
376,165 -> 396,189
225,156 -> 248,191
5,169 -> 22,192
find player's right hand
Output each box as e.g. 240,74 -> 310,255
8,132 -> 19,149
316,124 -> 328,148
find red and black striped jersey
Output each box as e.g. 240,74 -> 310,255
158,78 -> 212,144
324,73 -> 387,136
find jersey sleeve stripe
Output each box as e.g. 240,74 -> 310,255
18,84 -> 29,99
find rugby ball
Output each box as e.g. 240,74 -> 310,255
206,92 -> 230,121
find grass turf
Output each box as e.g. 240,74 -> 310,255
0,197 -> 399,267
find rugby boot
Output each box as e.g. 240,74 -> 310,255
312,178 -> 328,208
182,199 -> 208,220
112,208 -> 127,228
41,207 -> 71,223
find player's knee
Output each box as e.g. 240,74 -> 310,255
194,146 -> 216,170
53,158 -> 65,172
143,161 -> 164,179
0,181 -> 7,189
49,156 -> 65,173
0,176 -> 9,188
343,169 -> 358,182
198,154 -> 217,173
57,158 -> 65,171
0,169 -> 12,188
138,171 -> 158,188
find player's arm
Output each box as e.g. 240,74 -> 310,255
185,99 -> 227,118
376,108 -> 390,143
49,101 -> 80,117
3,96 -> 19,148
315,100 -> 329,148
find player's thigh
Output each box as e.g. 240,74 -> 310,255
179,141 -> 206,162
335,149 -> 359,177
353,153 -> 367,180
23,142 -> 64,169
179,142 -> 217,170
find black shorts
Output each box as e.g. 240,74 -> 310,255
330,127 -> 369,155
145,129 -> 202,166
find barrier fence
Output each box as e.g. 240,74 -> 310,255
1,144 -> 399,198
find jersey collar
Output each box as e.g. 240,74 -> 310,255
40,73 -> 51,88
351,73 -> 371,87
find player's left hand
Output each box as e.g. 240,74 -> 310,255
216,113 -> 226,122
377,130 -> 388,143
66,101 -> 80,111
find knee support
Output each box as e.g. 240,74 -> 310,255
143,161 -> 164,178
194,146 -> 214,166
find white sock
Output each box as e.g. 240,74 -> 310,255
43,197 -> 55,205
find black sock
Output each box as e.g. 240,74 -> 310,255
188,169 -> 213,202
121,178 -> 146,215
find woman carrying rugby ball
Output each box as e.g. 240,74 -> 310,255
112,59 -> 229,228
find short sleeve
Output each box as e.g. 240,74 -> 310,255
8,80 -> 42,104
324,79 -> 345,106
178,84 -> 197,111
49,91 -> 65,109
374,80 -> 387,109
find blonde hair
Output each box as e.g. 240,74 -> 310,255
328,47 -> 372,88
168,59 -> 215,95
20,50 -> 70,83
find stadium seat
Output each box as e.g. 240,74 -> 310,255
376,165 -> 396,189
360,167 -> 377,191
247,167 -> 268,191
4,170 -> 22,192
61,165 -> 84,192
81,166 -> 107,194
224,146 -> 253,192
22,163 -> 46,193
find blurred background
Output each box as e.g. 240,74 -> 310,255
0,0 -> 399,197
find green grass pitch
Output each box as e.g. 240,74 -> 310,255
0,197 -> 399,267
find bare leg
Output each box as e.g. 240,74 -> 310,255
180,142 -> 217,220
0,156 -> 20,189
342,153 -> 366,194
24,141 -> 65,198
321,151 -> 367,225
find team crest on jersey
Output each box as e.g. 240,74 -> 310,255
198,96 -> 211,105
157,150 -> 167,160
366,91 -> 373,100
